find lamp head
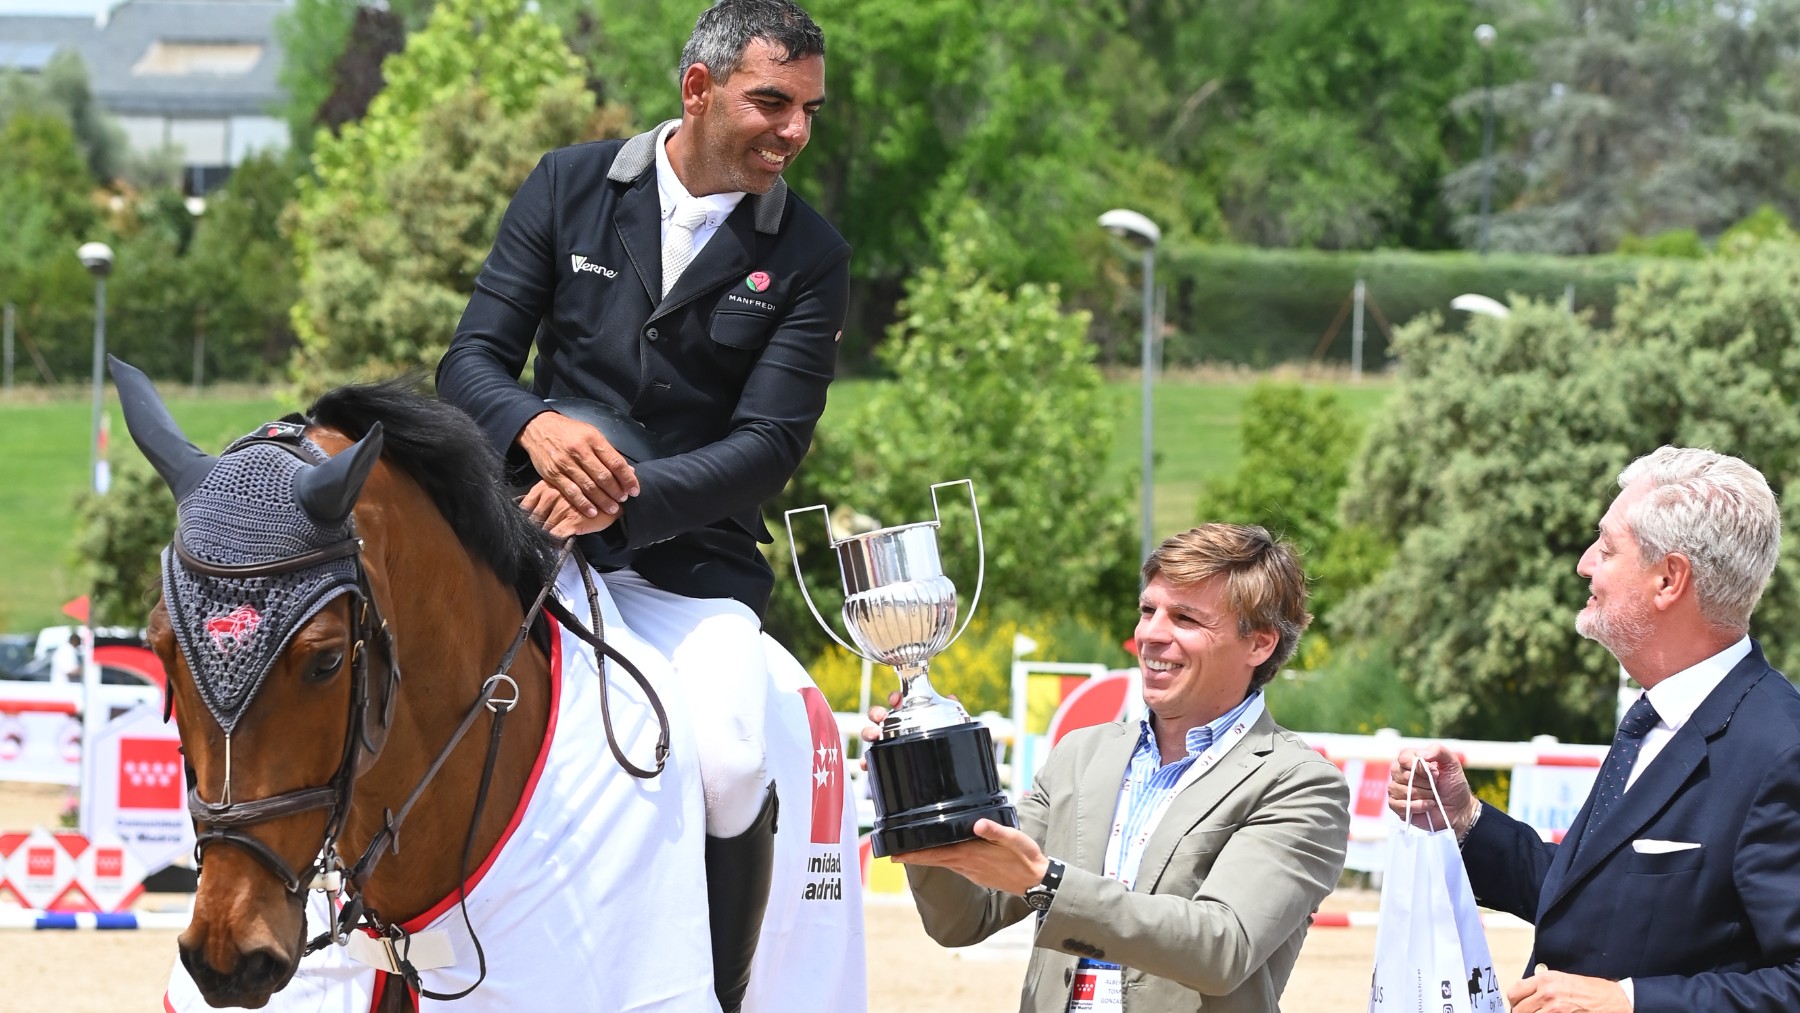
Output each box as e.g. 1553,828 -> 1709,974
77,242 -> 114,278
1475,23 -> 1497,48
1097,209 -> 1161,249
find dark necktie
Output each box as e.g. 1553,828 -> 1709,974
1580,693 -> 1661,844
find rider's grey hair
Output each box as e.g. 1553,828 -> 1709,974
679,0 -> 826,84
1618,446 -> 1781,633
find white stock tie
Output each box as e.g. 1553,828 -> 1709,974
662,200 -> 711,298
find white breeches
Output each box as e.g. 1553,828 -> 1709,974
602,568 -> 772,837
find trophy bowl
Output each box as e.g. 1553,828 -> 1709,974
787,482 -> 1018,857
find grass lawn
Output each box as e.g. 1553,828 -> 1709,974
0,374 -> 1392,632
0,386 -> 295,631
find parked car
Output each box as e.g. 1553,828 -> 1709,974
0,633 -> 33,677
1,630 -> 163,724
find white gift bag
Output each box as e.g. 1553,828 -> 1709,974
1367,759 -> 1505,1013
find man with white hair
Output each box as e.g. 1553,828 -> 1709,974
1390,446 -> 1800,1011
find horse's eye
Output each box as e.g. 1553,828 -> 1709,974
309,652 -> 345,682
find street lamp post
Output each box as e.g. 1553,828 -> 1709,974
77,242 -> 114,493
1098,209 -> 1162,566
1476,23 -> 1497,256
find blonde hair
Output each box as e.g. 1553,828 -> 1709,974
1141,524 -> 1312,690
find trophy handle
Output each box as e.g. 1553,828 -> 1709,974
930,479 -> 985,651
782,503 -> 878,664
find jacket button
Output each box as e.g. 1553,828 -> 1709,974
645,327 -> 660,341
1064,969 -> 1073,985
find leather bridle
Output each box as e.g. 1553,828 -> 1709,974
175,518 -> 396,900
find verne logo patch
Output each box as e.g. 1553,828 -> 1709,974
745,271 -> 771,292
570,254 -> 618,279
205,605 -> 261,654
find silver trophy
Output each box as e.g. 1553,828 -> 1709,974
786,480 -> 1018,856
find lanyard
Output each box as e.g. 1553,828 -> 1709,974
1101,694 -> 1263,891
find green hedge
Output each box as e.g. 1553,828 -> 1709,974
1159,247 -> 1686,368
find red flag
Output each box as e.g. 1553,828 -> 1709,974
62,596 -> 90,624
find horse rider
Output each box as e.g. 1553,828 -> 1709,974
435,2 -> 848,1008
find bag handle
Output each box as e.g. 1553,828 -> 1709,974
1403,754 -> 1458,833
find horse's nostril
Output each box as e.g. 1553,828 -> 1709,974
180,941 -> 294,1007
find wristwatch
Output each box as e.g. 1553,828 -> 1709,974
1024,858 -> 1066,912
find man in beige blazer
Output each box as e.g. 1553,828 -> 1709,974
885,525 -> 1350,1012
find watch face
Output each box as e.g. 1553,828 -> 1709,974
1024,889 -> 1052,912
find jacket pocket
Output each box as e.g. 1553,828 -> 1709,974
709,309 -> 775,350
1626,843 -> 1705,875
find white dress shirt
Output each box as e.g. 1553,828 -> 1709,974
1623,635 -> 1749,791
654,121 -> 744,258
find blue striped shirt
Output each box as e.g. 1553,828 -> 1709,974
1073,692 -> 1265,981
1109,691 -> 1263,889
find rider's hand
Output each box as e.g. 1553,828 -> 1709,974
523,481 -> 619,538
1387,744 -> 1480,836
517,412 -> 639,520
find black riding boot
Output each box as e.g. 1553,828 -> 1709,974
705,783 -> 779,1013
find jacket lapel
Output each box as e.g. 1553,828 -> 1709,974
612,171 -> 662,304
649,202 -> 755,324
1137,711 -> 1274,893
1073,724 -> 1140,874
1539,645 -> 1768,915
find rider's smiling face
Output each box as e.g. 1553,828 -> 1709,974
677,38 -> 825,197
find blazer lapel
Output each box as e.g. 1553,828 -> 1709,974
612,171 -> 662,304
1539,647 -> 1768,915
1073,724 -> 1140,874
1137,712 -> 1273,893
649,203 -> 754,324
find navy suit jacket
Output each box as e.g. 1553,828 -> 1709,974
438,122 -> 851,617
1463,641 -> 1800,1011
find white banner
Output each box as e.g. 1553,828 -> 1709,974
0,695 -> 84,785
1507,764 -> 1600,844
80,702 -> 193,873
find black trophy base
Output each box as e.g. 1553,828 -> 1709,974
865,720 -> 1018,858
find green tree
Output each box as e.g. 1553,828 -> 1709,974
1343,248 -> 1800,741
1192,384 -> 1385,631
0,111 -> 100,382
276,0 -> 434,156
288,0 -> 620,386
75,455 -> 177,627
184,150 -> 304,380
1158,0 -> 1476,250
1,51 -> 126,184
766,210 -> 1140,663
1458,0 -> 1800,252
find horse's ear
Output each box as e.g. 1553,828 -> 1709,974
295,422 -> 384,528
108,355 -> 218,503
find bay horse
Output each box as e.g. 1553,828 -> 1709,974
111,358 -> 736,1011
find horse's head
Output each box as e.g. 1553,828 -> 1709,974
114,358 -> 393,1008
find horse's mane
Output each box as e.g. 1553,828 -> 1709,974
307,380 -> 559,596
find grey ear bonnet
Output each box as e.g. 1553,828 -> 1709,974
162,435 -> 360,733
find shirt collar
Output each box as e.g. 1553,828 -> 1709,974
654,121 -> 745,225
1138,691 -> 1263,761
1638,635 -> 1750,732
